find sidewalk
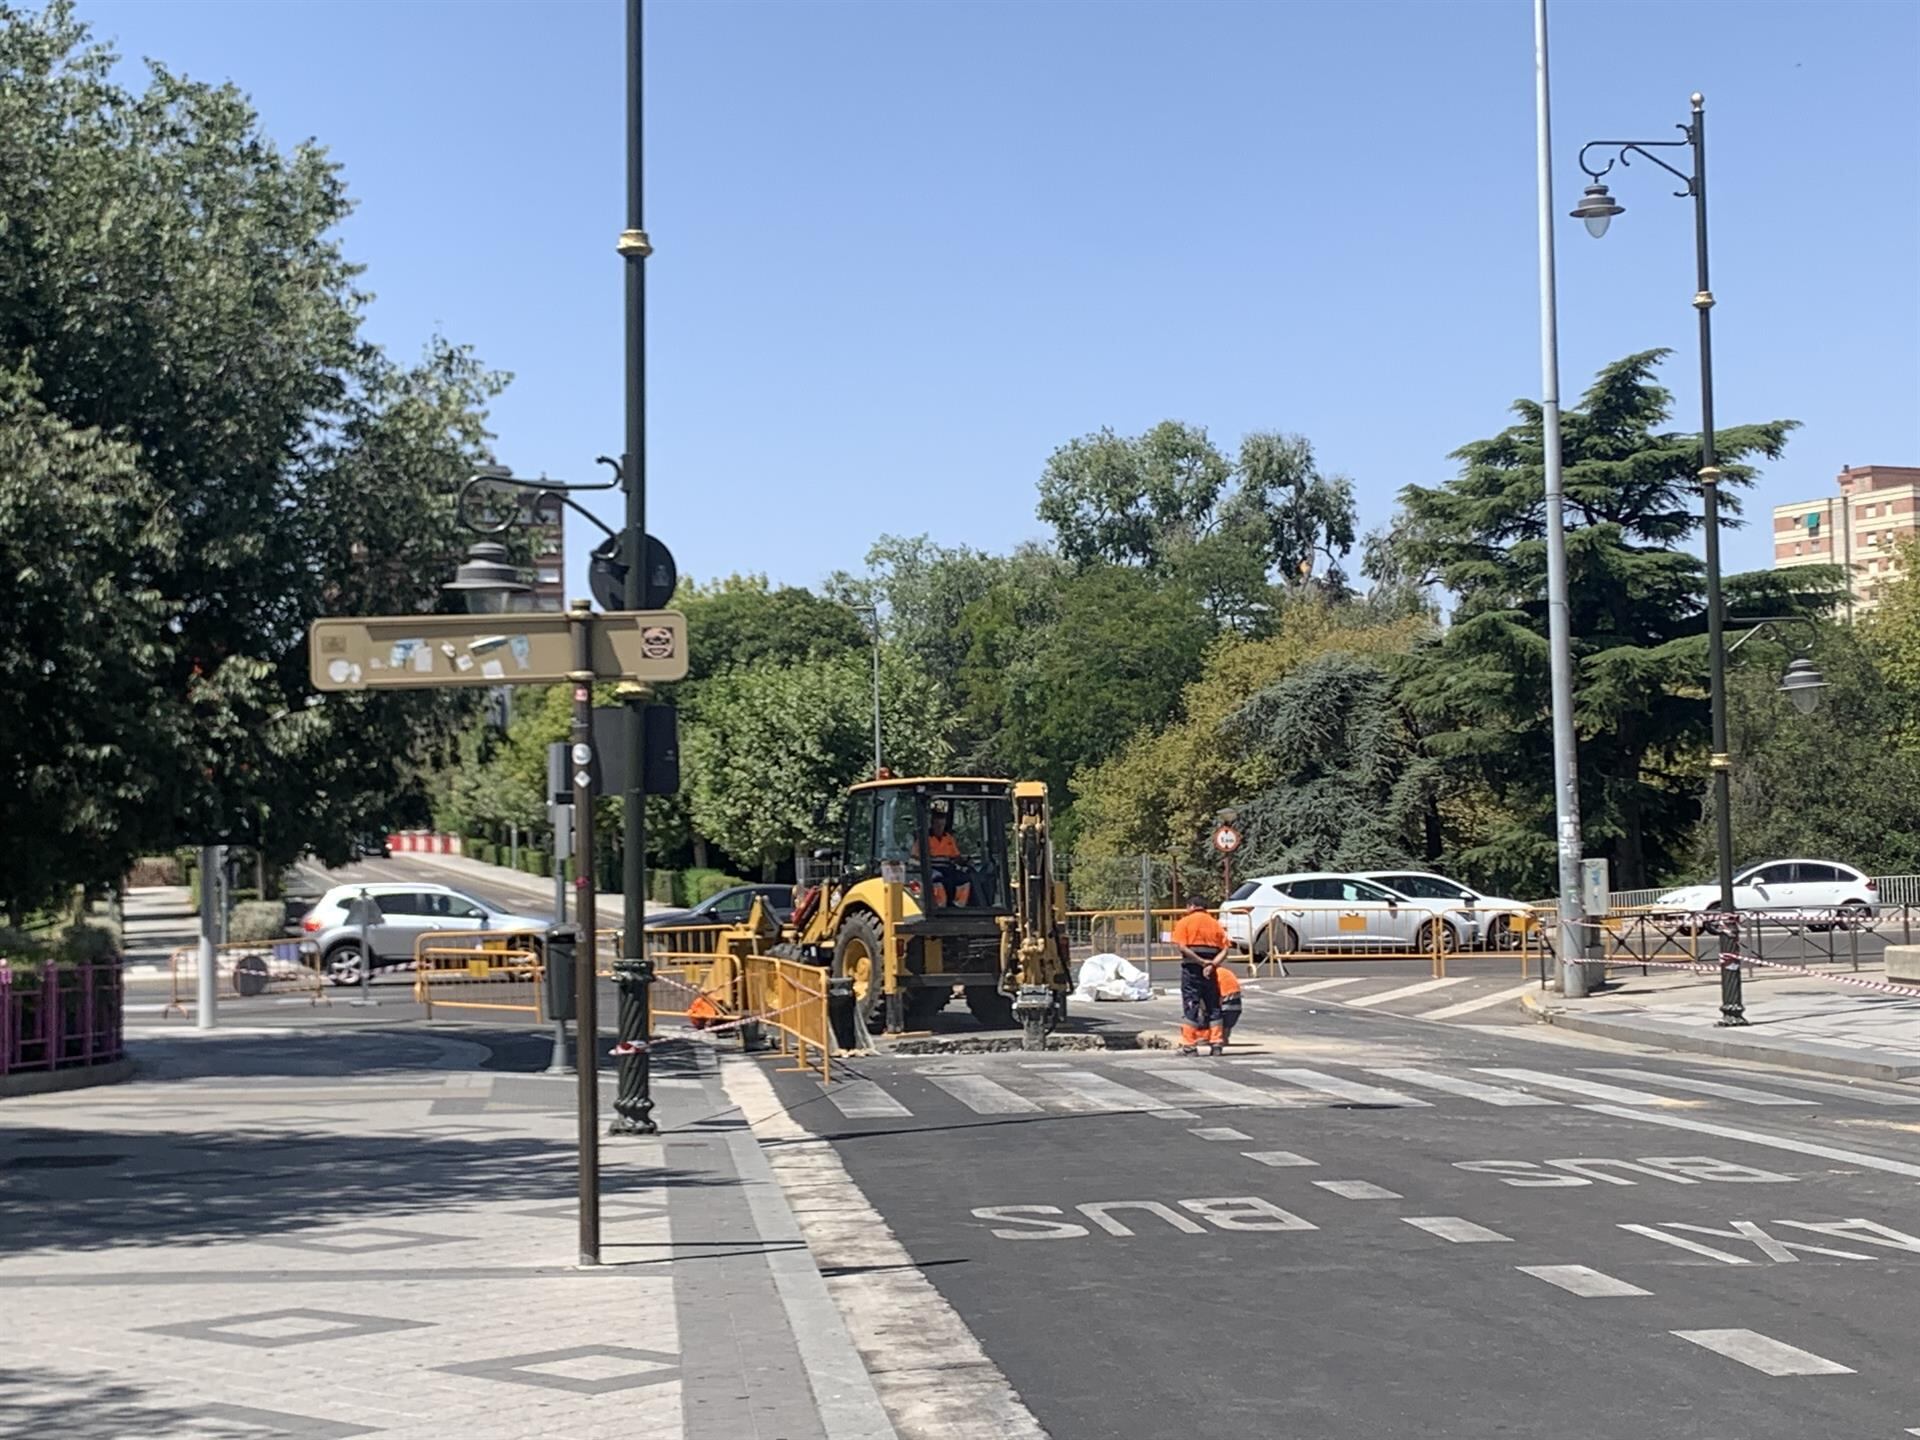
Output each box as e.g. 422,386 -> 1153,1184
0,1025 -> 896,1440
1527,958 -> 1920,1082
121,884 -> 200,976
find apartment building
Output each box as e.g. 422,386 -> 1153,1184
527,493 -> 566,613
1773,464 -> 1920,615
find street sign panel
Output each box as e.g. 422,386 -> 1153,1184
308,611 -> 688,692
1212,824 -> 1242,854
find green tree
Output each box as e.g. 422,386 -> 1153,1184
678,574 -> 868,683
1036,420 -> 1357,623
1228,653 -> 1434,877
1390,350 -> 1797,893
1069,603 -> 1430,871
1713,626 -> 1920,876
684,651 -> 954,873
0,3 -> 500,895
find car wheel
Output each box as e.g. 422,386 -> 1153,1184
1417,920 -> 1459,955
324,943 -> 368,988
1484,915 -> 1521,951
1840,900 -> 1873,927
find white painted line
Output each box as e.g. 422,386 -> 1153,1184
1478,1068 -> 1686,1106
1584,1068 -> 1816,1106
1619,1224 -> 1752,1265
1583,1103 -> 1920,1179
1243,1150 -> 1318,1168
1344,976 -> 1471,1008
1365,1067 -> 1558,1107
1517,1265 -> 1649,1298
1151,1109 -> 1203,1120
1255,1067 -> 1431,1107
827,1082 -> 913,1119
1403,1216 -> 1511,1244
1672,1329 -> 1854,1377
1703,1071 -> 1920,1106
1052,1069 -> 1186,1115
1139,1066 -> 1295,1107
1279,977 -> 1368,995
1314,1179 -> 1401,1200
1421,982 -> 1540,1020
1189,1126 -> 1252,1141
926,1074 -> 1042,1115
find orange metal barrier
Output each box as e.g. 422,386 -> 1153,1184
412,929 -> 547,1021
741,953 -> 831,1082
165,940 -> 326,1015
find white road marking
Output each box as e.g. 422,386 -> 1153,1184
1279,977 -> 1368,995
1672,1329 -> 1854,1377
827,1082 -> 914,1119
926,1074 -> 1042,1115
1189,1126 -> 1251,1141
1403,1216 -> 1511,1243
1366,1067 -> 1558,1107
1619,1224 -> 1753,1265
1584,1103 -> 1920,1179
1517,1265 -> 1650,1297
1243,1150 -> 1318,1168
1478,1068 -> 1686,1106
1314,1179 -> 1401,1200
1255,1068 -> 1430,1107
1344,977 -> 1471,1008
1586,1068 -> 1817,1106
1050,1069 -> 1185,1115
1140,1067 -> 1295,1107
1702,1071 -> 1920,1106
1421,982 -> 1541,1020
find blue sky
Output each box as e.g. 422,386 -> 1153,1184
76,0 -> 1920,599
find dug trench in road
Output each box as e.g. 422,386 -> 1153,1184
762,998 -> 1920,1440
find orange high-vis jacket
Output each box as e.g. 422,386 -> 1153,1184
1214,965 -> 1241,999
926,831 -> 961,860
1171,910 -> 1229,954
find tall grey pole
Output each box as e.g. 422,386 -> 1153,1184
549,812 -> 572,1074
570,603 -> 602,1264
611,0 -> 659,1138
870,625 -> 883,774
1691,94 -> 1743,1026
1535,0 -> 1587,998
196,843 -> 219,1029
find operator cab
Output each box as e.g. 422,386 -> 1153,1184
842,777 -> 1012,915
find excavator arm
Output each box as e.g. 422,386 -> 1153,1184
1004,781 -> 1072,1048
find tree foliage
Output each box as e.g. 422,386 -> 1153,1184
684,651 -> 954,873
1037,420 -> 1357,624
1389,350 -> 1797,892
0,2 -> 499,912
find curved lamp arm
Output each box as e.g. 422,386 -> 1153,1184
456,457 -> 624,542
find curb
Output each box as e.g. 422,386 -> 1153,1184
1522,993 -> 1920,1083
0,1056 -> 136,1098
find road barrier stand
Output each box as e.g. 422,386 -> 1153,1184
740,953 -> 832,1082
165,940 -> 326,1015
412,929 -> 547,1021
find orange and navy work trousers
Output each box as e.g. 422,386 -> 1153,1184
1179,950 -> 1224,1046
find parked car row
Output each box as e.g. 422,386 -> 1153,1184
1218,870 -> 1532,958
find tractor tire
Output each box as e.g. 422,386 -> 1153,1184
832,912 -> 888,1030
964,986 -> 1016,1029
770,942 -> 805,962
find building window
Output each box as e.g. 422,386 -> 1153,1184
537,566 -> 561,585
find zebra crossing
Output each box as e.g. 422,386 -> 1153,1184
1251,973 -> 1543,1022
821,1054 -> 1919,1122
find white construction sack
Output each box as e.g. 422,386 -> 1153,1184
1074,952 -> 1153,1003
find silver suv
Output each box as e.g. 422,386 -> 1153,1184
297,883 -> 550,986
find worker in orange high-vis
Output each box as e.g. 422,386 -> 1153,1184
1170,900 -> 1230,1056
1214,960 -> 1243,1045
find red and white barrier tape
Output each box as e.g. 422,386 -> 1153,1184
1730,953 -> 1920,1000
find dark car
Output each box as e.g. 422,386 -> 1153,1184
643,884 -> 795,931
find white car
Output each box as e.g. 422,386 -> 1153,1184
298,882 -> 550,984
1362,871 -> 1534,950
1652,859 -> 1877,927
1218,873 -> 1474,958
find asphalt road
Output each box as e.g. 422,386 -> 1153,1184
767,1001 -> 1920,1439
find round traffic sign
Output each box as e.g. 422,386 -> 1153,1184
1212,824 -> 1242,854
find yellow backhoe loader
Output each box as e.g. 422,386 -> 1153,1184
774,774 -> 1073,1048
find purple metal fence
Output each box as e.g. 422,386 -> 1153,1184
0,961 -> 125,1077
